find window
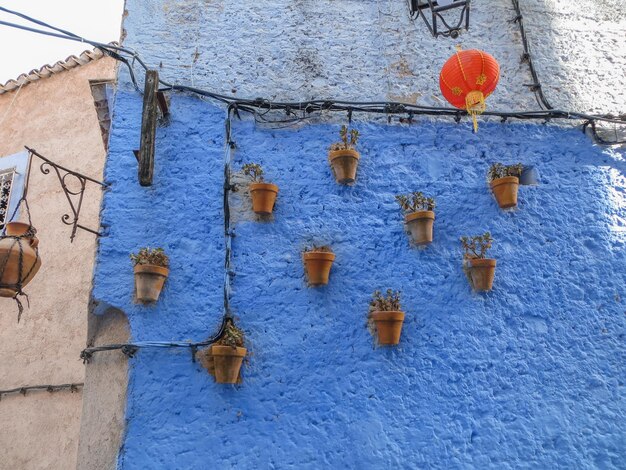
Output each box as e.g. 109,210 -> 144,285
0,151 -> 29,231
0,168 -> 16,230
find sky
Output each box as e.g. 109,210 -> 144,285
0,0 -> 125,83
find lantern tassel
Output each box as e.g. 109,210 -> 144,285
465,90 -> 486,133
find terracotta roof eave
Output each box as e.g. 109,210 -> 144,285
0,43 -> 117,95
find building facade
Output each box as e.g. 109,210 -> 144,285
0,51 -> 117,469
60,0 -> 626,468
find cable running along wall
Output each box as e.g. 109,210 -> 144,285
0,383 -> 83,400
80,108 -> 238,362
0,3 -> 623,361
0,5 -> 624,144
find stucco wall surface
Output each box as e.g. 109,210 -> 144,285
120,0 -> 626,115
96,89 -> 626,468
0,57 -> 115,470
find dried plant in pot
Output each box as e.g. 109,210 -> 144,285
303,245 -> 335,286
396,192 -> 436,245
369,289 -> 404,345
328,125 -> 360,184
199,320 -> 247,384
488,163 -> 522,209
242,163 -> 279,215
131,247 -> 169,303
461,232 -> 496,292
0,222 -> 41,299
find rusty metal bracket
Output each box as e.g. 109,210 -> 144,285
24,146 -> 108,242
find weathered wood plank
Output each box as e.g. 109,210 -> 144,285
138,70 -> 159,186
156,91 -> 169,116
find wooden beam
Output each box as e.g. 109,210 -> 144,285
156,91 -> 169,116
138,70 -> 159,186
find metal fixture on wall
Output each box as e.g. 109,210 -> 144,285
408,0 -> 471,38
24,147 -> 108,241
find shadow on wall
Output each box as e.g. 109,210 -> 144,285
76,304 -> 129,470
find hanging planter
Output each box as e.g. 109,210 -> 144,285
328,125 -> 360,184
242,163 -> 279,215
461,232 -> 496,292
0,222 -> 42,299
303,246 -> 335,286
130,247 -> 169,303
369,289 -> 405,346
197,320 -> 247,384
488,163 -> 522,209
395,191 -> 436,245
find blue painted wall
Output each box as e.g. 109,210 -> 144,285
94,88 -> 626,468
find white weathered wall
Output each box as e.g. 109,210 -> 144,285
123,0 -> 625,115
0,57 -> 116,470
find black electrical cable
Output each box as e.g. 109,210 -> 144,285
79,332 -> 230,363
0,383 -> 83,399
586,120 -> 626,146
0,5 -> 624,139
509,0 -> 553,111
0,3 -> 619,362
80,108 -> 238,363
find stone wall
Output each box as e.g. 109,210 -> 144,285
94,0 -> 626,467
96,91 -> 626,468
121,0 -> 626,114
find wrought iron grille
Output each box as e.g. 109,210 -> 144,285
0,168 -> 15,230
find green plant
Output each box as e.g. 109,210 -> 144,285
304,245 -> 333,253
242,163 -> 264,182
460,232 -> 493,259
488,163 -> 523,182
216,320 -> 245,348
395,191 -> 436,213
330,125 -> 359,151
370,289 -> 402,312
130,247 -> 169,267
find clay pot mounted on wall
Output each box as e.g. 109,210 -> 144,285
369,289 -> 405,345
396,192 -> 436,245
130,247 -> 169,303
242,163 -> 279,215
328,125 -> 360,184
303,246 -> 335,286
461,232 -> 496,292
0,222 -> 42,299
488,163 -> 522,209
197,320 -> 247,384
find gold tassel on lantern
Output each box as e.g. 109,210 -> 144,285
465,90 -> 486,133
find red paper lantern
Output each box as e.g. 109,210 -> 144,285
439,48 -> 500,132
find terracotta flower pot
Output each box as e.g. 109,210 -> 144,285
211,345 -> 247,384
372,310 -> 405,345
328,149 -> 360,184
250,182 -> 279,215
405,211 -> 435,245
134,264 -> 169,303
303,251 -> 335,286
0,222 -> 42,298
467,258 -> 497,292
491,176 -> 519,209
